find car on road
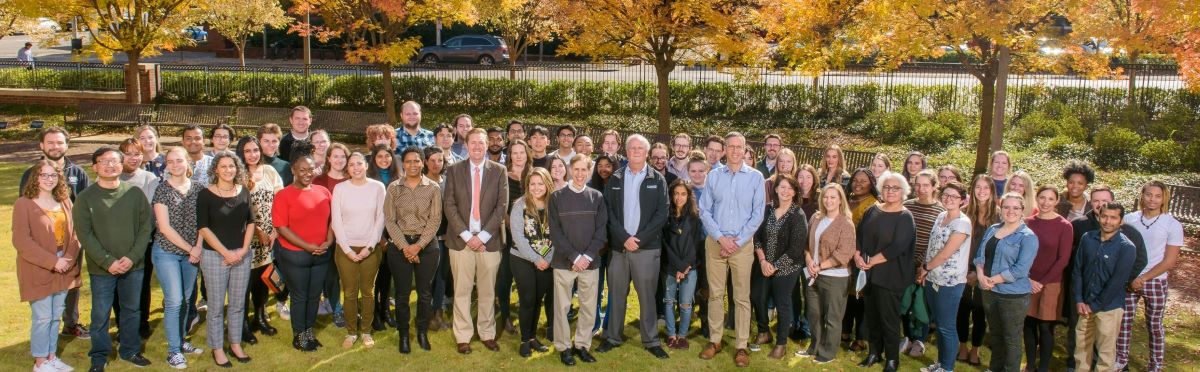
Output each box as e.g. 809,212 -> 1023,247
417,35 -> 509,65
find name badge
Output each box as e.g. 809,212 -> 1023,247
611,187 -> 621,190
647,185 -> 658,189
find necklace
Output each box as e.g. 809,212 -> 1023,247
218,184 -> 236,196
1139,212 -> 1162,230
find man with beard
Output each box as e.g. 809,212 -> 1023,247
755,134 -> 782,177
19,127 -> 92,340
666,133 -> 691,180
396,101 -> 434,152
452,114 -> 474,159
487,127 -> 507,164
181,125 -> 213,185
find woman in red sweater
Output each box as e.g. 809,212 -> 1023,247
273,156 -> 334,351
1023,185 -> 1074,372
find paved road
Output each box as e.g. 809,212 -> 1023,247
0,34 -> 1186,89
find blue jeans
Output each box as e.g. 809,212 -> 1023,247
89,269 -> 144,364
152,244 -> 198,354
926,283 -> 965,371
663,270 -> 698,337
31,290 -> 67,358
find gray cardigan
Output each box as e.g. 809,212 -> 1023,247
509,197 -> 554,264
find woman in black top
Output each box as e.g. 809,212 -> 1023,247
752,174 -> 809,359
367,145 -> 398,331
498,140 -> 533,336
197,151 -> 255,367
425,146 -> 453,331
854,171 -> 917,371
663,179 -> 703,350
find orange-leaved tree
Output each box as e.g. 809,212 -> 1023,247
835,0 -> 1065,174
292,0 -> 427,124
42,0 -> 204,103
554,0 -> 765,135
474,0 -> 561,79
208,0 -> 292,68
759,0 -> 872,87
1066,0 -> 1200,98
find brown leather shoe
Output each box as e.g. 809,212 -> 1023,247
734,348 -> 750,367
482,339 -> 500,352
768,345 -> 786,359
456,343 -> 472,354
698,342 -> 722,360
754,332 -> 771,346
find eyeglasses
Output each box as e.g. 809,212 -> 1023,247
881,185 -> 903,192
38,173 -> 60,180
941,194 -> 963,201
97,160 -> 121,166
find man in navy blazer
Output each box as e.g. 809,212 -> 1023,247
595,134 -> 671,358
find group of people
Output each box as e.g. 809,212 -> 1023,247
12,101 -> 1184,372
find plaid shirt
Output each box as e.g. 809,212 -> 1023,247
396,126 -> 435,152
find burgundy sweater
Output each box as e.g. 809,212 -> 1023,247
1025,215 -> 1074,284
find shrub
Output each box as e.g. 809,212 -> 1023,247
1138,140 -> 1185,172
1011,111 -> 1086,144
907,120 -> 957,153
1046,135 -> 1092,160
1092,126 -> 1143,169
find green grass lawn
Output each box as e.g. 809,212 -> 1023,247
0,160 -> 1197,371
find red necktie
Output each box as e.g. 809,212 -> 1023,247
471,166 -> 481,221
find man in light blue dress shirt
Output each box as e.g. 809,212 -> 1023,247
696,132 -> 765,367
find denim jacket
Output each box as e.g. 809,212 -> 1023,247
973,223 -> 1038,295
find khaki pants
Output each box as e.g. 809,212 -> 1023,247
553,268 -> 599,351
1075,307 -> 1124,372
448,248 -> 502,343
704,238 -> 754,349
333,245 -> 384,334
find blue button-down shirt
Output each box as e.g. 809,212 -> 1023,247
698,164 -> 765,247
396,127 -> 434,152
622,165 -> 648,236
1072,231 -> 1135,312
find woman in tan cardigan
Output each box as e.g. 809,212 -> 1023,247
13,160 -> 82,372
798,183 -> 857,364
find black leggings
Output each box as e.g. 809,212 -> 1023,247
1023,317 -> 1055,372
864,284 -> 903,361
248,265 -> 271,309
510,253 -> 554,342
957,285 -> 986,347
274,242 -> 331,333
374,250 -> 392,321
753,272 -> 800,346
387,241 -> 439,334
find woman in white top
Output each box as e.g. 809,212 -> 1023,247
917,181 -> 972,372
799,183 -> 857,363
330,152 -> 387,349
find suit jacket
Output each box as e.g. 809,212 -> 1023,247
12,198 -> 82,302
603,165 -> 669,251
443,158 -> 509,252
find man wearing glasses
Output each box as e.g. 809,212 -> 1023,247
666,133 -> 691,180
755,134 -> 782,177
552,125 -> 577,164
76,147 -> 155,370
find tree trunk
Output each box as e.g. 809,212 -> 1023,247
654,64 -> 672,135
1127,64 -> 1138,106
124,53 -> 141,103
237,37 -> 247,68
380,64 -> 397,124
509,53 -> 517,80
974,73 -> 997,175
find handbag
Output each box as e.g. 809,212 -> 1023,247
261,263 -> 285,294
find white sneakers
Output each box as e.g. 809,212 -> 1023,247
277,302 -> 291,320
166,353 -> 187,370
34,358 -> 73,372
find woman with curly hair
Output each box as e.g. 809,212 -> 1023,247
197,151 -> 255,366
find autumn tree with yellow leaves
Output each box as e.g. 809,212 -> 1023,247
474,0 -> 561,79
208,0 -> 292,67
1066,0 -> 1200,98
555,0 -> 765,134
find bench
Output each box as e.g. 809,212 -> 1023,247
311,109 -> 388,136
233,106 -> 294,129
152,104 -> 235,131
65,101 -> 155,130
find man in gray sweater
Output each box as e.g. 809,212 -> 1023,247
548,155 -> 607,366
